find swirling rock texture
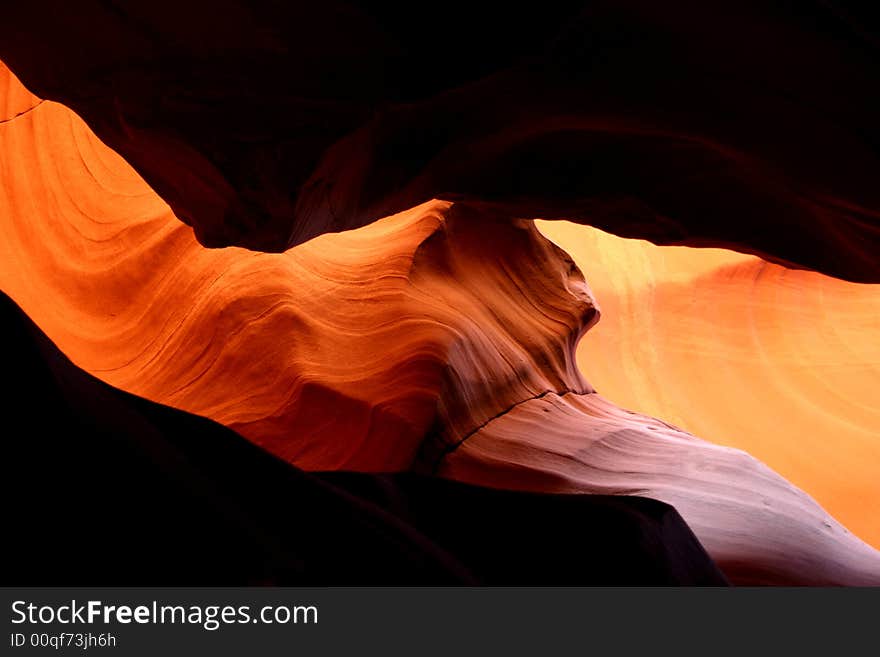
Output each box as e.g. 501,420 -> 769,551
4,290 -> 727,585
438,393 -> 880,585
0,88 -> 591,470
537,222 -> 880,552
1,1 -> 879,586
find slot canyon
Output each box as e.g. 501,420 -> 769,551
1,1 -> 878,585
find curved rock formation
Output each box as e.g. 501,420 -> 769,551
0,66 -> 590,470
538,221 -> 880,550
1,1 -> 879,280
0,62 -> 878,584
4,290 -> 728,585
436,392 -> 880,586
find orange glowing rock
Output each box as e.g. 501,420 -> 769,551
1,67 -> 40,123
537,221 -> 880,551
2,61 -> 879,584
0,64 -> 591,470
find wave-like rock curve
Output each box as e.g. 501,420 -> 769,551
538,221 -> 880,550
435,392 -> 880,585
1,63 -> 878,584
4,289 -> 729,585
0,66 -> 590,470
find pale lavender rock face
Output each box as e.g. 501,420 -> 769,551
438,391 -> 880,586
2,58 -> 878,586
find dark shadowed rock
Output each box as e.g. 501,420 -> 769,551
0,291 -> 727,585
1,1 -> 878,280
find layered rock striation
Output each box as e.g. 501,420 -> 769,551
538,221 -> 880,550
2,1 -> 880,587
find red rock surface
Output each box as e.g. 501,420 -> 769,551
0,64 -> 591,470
6,288 -> 729,585
1,62 -> 878,584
